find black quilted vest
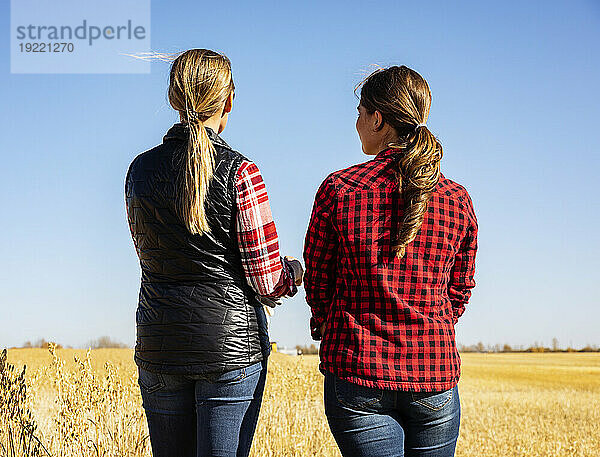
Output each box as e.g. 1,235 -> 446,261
125,123 -> 269,375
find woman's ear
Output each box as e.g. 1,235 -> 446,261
223,91 -> 234,116
373,110 -> 384,131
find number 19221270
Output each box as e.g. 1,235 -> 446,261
19,42 -> 74,52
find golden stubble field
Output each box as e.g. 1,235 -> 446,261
2,348 -> 599,456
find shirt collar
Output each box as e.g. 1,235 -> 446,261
373,147 -> 402,161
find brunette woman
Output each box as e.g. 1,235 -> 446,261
125,49 -> 303,457
304,66 -> 478,457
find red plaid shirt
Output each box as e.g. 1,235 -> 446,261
235,160 -> 296,298
303,148 -> 478,392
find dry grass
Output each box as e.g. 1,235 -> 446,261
457,353 -> 600,456
2,348 -> 599,456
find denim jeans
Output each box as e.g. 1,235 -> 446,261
324,371 -> 460,457
138,359 -> 267,457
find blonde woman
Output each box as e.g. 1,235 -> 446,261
125,49 -> 303,457
304,66 -> 478,457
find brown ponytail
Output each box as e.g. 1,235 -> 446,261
167,49 -> 235,234
357,66 -> 443,258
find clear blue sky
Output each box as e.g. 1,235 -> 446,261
1,0 -> 598,349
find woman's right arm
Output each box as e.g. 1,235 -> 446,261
303,175 -> 339,340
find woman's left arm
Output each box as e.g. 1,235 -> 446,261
448,190 -> 478,324
235,160 -> 298,298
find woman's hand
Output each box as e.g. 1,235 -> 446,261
320,322 -> 326,337
285,256 -> 304,286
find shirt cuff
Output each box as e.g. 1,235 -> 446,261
452,303 -> 465,325
281,257 -> 298,297
310,314 -> 326,341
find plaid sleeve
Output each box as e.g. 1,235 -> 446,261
303,175 -> 338,340
235,160 -> 296,298
448,190 -> 478,324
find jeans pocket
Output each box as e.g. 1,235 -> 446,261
410,387 -> 454,411
333,375 -> 384,412
138,367 -> 165,394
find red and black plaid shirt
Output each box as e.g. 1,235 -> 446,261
303,148 -> 478,392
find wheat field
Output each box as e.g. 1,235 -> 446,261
2,348 -> 599,457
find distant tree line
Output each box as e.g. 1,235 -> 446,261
19,336 -> 129,349
295,344 -> 319,355
295,339 -> 600,355
459,338 -> 600,353
87,336 -> 129,349
21,338 -> 63,349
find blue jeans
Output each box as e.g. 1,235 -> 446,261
324,371 -> 460,457
138,360 -> 267,457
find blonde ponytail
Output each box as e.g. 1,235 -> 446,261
180,118 -> 216,234
167,49 -> 235,235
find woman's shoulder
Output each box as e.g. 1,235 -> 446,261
126,142 -> 171,179
210,136 -> 253,175
320,158 -> 389,194
435,173 -> 477,222
437,174 -> 473,201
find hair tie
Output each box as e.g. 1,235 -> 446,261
415,122 -> 427,129
187,110 -> 201,122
